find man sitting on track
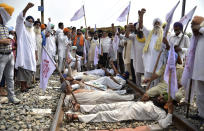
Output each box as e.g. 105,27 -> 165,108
141,51 -> 185,103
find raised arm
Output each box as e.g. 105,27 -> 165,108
23,3 -> 34,17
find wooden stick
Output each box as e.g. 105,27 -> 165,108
42,46 -> 78,103
168,69 -> 172,101
186,79 -> 193,118
82,82 -> 104,91
146,50 -> 163,91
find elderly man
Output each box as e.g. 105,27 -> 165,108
33,21 -> 42,80
15,3 -> 37,92
141,16 -> 163,87
0,3 -> 20,103
190,16 -> 204,120
169,22 -> 190,64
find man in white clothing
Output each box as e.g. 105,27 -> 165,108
15,3 -> 37,92
66,96 -> 173,129
190,16 -> 204,120
142,16 -> 163,87
101,31 -> 111,68
57,27 -> 70,72
45,18 -> 56,60
169,22 -> 190,65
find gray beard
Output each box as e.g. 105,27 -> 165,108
34,28 -> 41,34
153,26 -> 162,35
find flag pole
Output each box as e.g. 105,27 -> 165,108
168,70 -> 172,101
83,5 -> 87,28
124,1 -> 131,59
186,79 -> 193,118
42,46 -> 78,103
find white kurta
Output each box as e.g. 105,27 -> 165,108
169,33 -> 190,63
35,31 -> 42,65
192,27 -> 204,81
45,35 -> 56,58
142,27 -> 161,73
64,90 -> 134,105
135,39 -> 145,73
58,34 -> 68,58
78,101 -> 166,123
88,39 -> 99,62
101,37 -> 111,53
15,12 -> 36,72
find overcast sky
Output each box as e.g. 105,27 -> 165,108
2,0 -> 204,32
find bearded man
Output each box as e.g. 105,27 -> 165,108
33,20 -> 42,80
15,3 -> 37,92
142,17 -> 163,87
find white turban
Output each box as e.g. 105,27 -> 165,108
0,3 -> 14,25
153,18 -> 162,26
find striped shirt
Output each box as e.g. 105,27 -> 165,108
0,24 -> 12,52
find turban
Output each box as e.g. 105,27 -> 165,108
0,3 -> 14,25
71,46 -> 77,50
7,26 -> 14,31
192,16 -> 204,25
26,16 -> 34,23
63,28 -> 70,33
41,24 -> 46,29
34,21 -> 41,26
153,18 -> 162,26
173,22 -> 183,31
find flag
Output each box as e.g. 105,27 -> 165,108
117,2 -> 130,22
181,36 -> 199,88
94,45 -> 99,65
163,1 -> 180,36
70,6 -> 85,21
164,43 -> 178,99
179,6 -> 197,26
40,48 -> 56,91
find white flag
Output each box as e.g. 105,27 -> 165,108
163,1 -> 180,36
179,6 -> 197,26
117,2 -> 130,22
40,48 -> 56,91
70,6 -> 85,21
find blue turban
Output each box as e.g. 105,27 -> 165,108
26,16 -> 34,23
173,22 -> 183,31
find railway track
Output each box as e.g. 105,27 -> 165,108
50,80 -> 201,131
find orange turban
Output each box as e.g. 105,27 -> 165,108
192,16 -> 204,25
41,24 -> 46,29
63,28 -> 70,33
0,3 -> 14,16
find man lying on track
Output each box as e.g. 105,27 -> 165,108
61,61 -> 129,91
66,92 -> 173,129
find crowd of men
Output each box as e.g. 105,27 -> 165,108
1,2 -> 204,128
